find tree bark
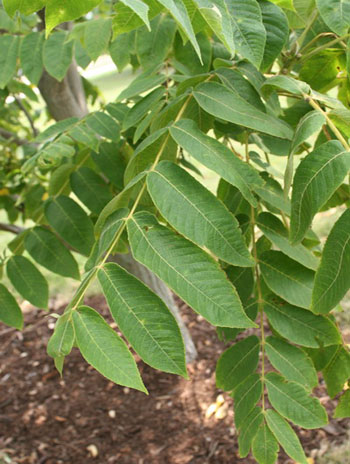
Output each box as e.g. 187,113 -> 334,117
37,49 -> 197,362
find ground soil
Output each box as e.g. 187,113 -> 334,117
0,295 -> 349,464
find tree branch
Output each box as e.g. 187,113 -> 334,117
0,128 -> 29,146
0,223 -> 24,234
14,96 -> 38,137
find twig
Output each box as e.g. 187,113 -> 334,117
0,223 -> 24,235
0,128 -> 29,146
14,96 -> 38,137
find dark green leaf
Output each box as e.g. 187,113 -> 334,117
216,335 -> 260,391
20,32 -> 44,85
193,82 -> 293,139
257,212 -> 319,270
290,141 -> 350,244
260,250 -> 314,309
98,263 -> 187,376
7,256 -> 49,309
238,407 -> 264,457
265,372 -> 328,429
0,35 -> 20,89
265,336 -> 318,390
44,196 -> 95,256
264,297 -> 341,348
265,409 -> 308,464
323,345 -> 350,398
147,161 -> 253,266
0,283 -> 22,329
252,422 -> 279,464
312,209 -> 350,314
47,312 -> 75,358
24,226 -> 80,280
70,167 -> 113,215
260,0 -> 288,72
334,390 -> 350,418
72,305 -> 147,392
127,211 -> 256,328
43,31 -> 74,82
170,119 -> 264,206
233,374 -> 262,429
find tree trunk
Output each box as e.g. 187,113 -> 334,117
37,55 -> 197,362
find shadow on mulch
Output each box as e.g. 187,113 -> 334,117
0,295 -> 349,464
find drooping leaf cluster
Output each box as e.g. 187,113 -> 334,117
1,0 -> 350,463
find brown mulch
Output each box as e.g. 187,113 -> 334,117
0,295 -> 349,464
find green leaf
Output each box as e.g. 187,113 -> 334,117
290,141 -> 350,244
226,267 -> 255,305
117,71 -> 167,101
195,0 -> 235,54
216,67 -> 266,112
157,0 -> 201,60
284,111 -> 326,196
252,422 -> 279,464
124,128 -> 177,185
216,335 -> 260,391
264,297 -> 342,348
123,87 -> 166,131
84,18 -> 113,61
257,212 -> 319,270
24,226 -> 80,280
238,407 -> 264,457
147,161 -> 253,266
193,82 -> 293,139
127,211 -> 256,328
109,33 -> 132,72
47,312 -> 75,358
0,283 -> 23,330
6,256 -> 49,309
43,31 -> 74,82
334,390 -> 350,418
217,299 -> 258,342
97,208 -> 129,258
169,119 -> 264,206
316,0 -> 350,35
268,0 -> 294,9
254,182 -> 291,215
225,0 -> 266,69
92,142 -> 126,190
45,0 -> 102,35
0,35 -> 20,89
312,209 -> 350,314
300,50 -> 341,92
259,0 -> 288,72
44,196 -> 95,256
85,112 -> 120,142
265,409 -> 308,464
260,250 -> 314,309
136,16 -> 176,69
261,75 -> 310,97
3,0 -> 45,16
173,31 -> 212,75
323,345 -> 350,398
68,122 -> 99,151
70,167 -> 113,215
94,171 -> 147,235
120,0 -> 151,29
291,111 -> 326,154
265,372 -> 328,429
233,374 -> 262,429
20,32 -> 44,85
72,305 -> 147,392
265,336 -> 318,390
98,263 -> 187,376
